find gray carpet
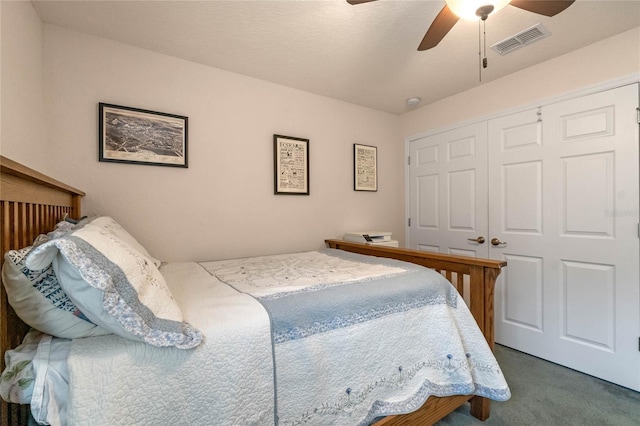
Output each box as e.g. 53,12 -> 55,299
436,345 -> 640,426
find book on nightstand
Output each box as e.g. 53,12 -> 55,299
343,231 -> 399,247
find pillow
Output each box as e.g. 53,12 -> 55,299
0,330 -> 40,405
0,330 -> 72,426
87,216 -> 162,267
25,224 -> 202,349
2,246 -> 110,339
45,217 -> 89,241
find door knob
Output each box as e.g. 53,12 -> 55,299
467,236 -> 485,244
491,238 -> 506,246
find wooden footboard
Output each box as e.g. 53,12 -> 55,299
0,156 -> 84,426
325,239 -> 506,425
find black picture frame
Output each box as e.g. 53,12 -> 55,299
99,103 -> 188,168
274,134 -> 309,195
354,143 -> 377,191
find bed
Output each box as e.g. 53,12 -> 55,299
0,155 -> 508,426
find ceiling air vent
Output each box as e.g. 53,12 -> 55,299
491,23 -> 551,56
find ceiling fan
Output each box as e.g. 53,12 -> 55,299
347,0 -> 575,51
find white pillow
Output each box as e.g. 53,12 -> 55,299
87,216 -> 162,267
2,247 -> 110,339
25,224 -> 202,349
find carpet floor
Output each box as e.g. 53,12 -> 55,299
435,345 -> 640,426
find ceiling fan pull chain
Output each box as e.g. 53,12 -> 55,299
478,17 -> 489,82
478,19 -> 482,82
483,19 -> 488,69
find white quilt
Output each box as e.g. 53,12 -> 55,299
65,262 -> 275,425
63,250 -> 510,426
201,250 -> 510,425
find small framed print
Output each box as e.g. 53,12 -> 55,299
99,103 -> 188,168
274,134 -> 309,195
354,143 -> 377,191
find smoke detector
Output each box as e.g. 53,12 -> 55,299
406,97 -> 422,107
491,23 -> 551,56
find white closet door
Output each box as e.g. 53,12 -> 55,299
489,84 -> 640,390
408,122 -> 488,258
487,108 -> 546,356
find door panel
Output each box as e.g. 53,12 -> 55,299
502,254 -> 543,331
416,174 -> 438,229
503,161 -> 542,234
449,169 -> 476,231
409,122 -> 488,258
408,84 -> 639,390
489,84 -> 640,390
562,260 -> 615,350
489,108 -> 550,357
562,153 -> 614,236
543,84 -> 639,390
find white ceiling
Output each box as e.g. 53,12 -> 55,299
32,0 -> 640,115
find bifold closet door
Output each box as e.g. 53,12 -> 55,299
408,122 -> 489,259
489,84 -> 640,391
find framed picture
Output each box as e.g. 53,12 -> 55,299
354,143 -> 377,191
99,103 -> 188,168
274,134 -> 309,195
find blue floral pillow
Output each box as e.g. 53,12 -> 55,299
2,245 -> 110,339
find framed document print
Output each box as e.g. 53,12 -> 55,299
99,103 -> 188,168
354,143 -> 377,191
274,134 -> 309,195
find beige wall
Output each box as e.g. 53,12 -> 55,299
400,27 -> 640,138
1,2 -> 405,262
0,1 -> 47,172
2,1 -> 638,263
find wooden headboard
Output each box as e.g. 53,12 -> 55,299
0,155 -> 85,426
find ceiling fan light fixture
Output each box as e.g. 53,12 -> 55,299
445,0 -> 510,20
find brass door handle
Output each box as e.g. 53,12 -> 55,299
491,238 -> 507,246
467,236 -> 485,244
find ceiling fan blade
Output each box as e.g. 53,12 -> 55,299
346,0 -> 378,4
510,0 -> 575,17
418,4 -> 460,51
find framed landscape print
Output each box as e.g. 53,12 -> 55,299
274,134 -> 309,195
354,143 -> 377,191
99,103 -> 188,168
